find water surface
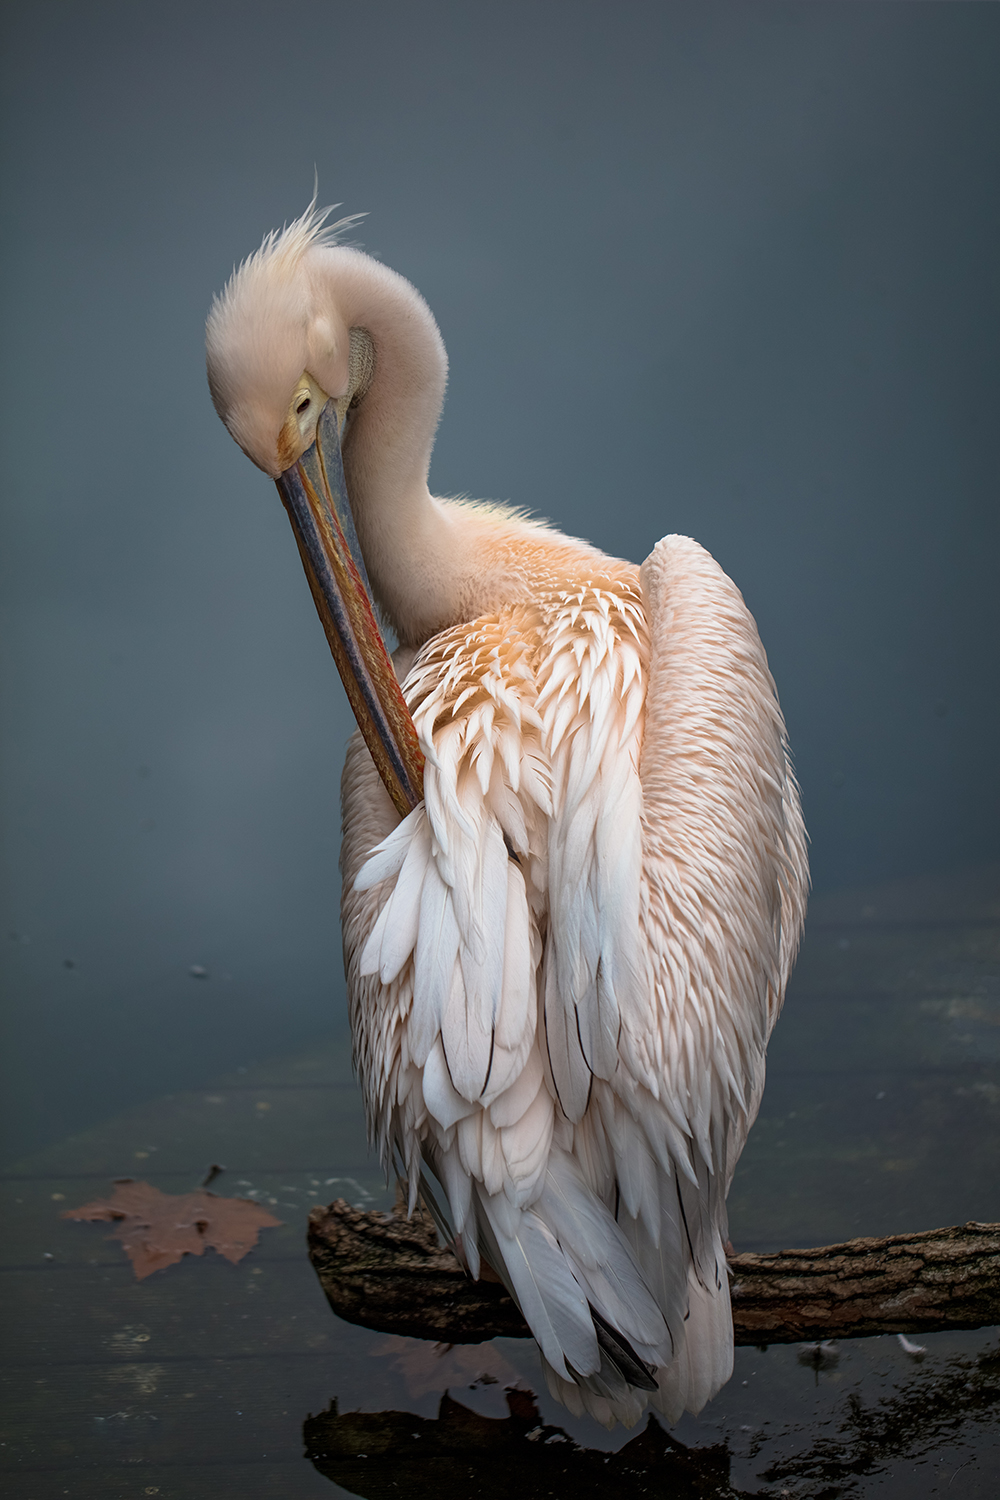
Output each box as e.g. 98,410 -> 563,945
3,865 -> 997,1496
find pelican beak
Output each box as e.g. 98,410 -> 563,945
275,399 -> 424,817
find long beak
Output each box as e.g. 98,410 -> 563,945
275,400 -> 424,818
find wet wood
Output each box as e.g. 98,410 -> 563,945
308,1200 -> 1000,1346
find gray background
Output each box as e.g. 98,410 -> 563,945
1,0 -> 997,1162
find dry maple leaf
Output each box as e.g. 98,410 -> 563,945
63,1179 -> 282,1280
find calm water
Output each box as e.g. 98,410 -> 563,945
2,865 -> 998,1497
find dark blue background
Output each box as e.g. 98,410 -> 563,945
2,1 -> 997,1160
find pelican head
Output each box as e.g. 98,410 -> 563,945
205,205 -> 431,816
207,207 -> 356,475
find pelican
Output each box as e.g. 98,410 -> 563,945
206,204 -> 808,1427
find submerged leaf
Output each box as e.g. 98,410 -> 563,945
63,1179 -> 281,1280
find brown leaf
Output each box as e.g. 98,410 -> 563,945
62,1180 -> 282,1280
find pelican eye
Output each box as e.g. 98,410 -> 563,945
285,374 -> 331,454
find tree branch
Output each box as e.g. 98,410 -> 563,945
308,1200 -> 1000,1347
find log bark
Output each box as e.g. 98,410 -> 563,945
307,1200 -> 1000,1347
307,1199 -> 531,1344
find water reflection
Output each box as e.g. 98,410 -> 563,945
758,1341 -> 1000,1492
305,1388 -> 748,1498
306,1339 -> 1000,1498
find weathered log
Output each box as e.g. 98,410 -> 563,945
307,1198 -> 530,1343
307,1199 -> 1000,1346
726,1219 -> 1000,1343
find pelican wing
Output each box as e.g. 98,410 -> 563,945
634,534 -> 807,1186
579,534 -> 807,1420
342,608 -> 557,1221
536,578 -> 648,1117
340,537 -> 807,1428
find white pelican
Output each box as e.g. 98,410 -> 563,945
206,204 -> 808,1427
